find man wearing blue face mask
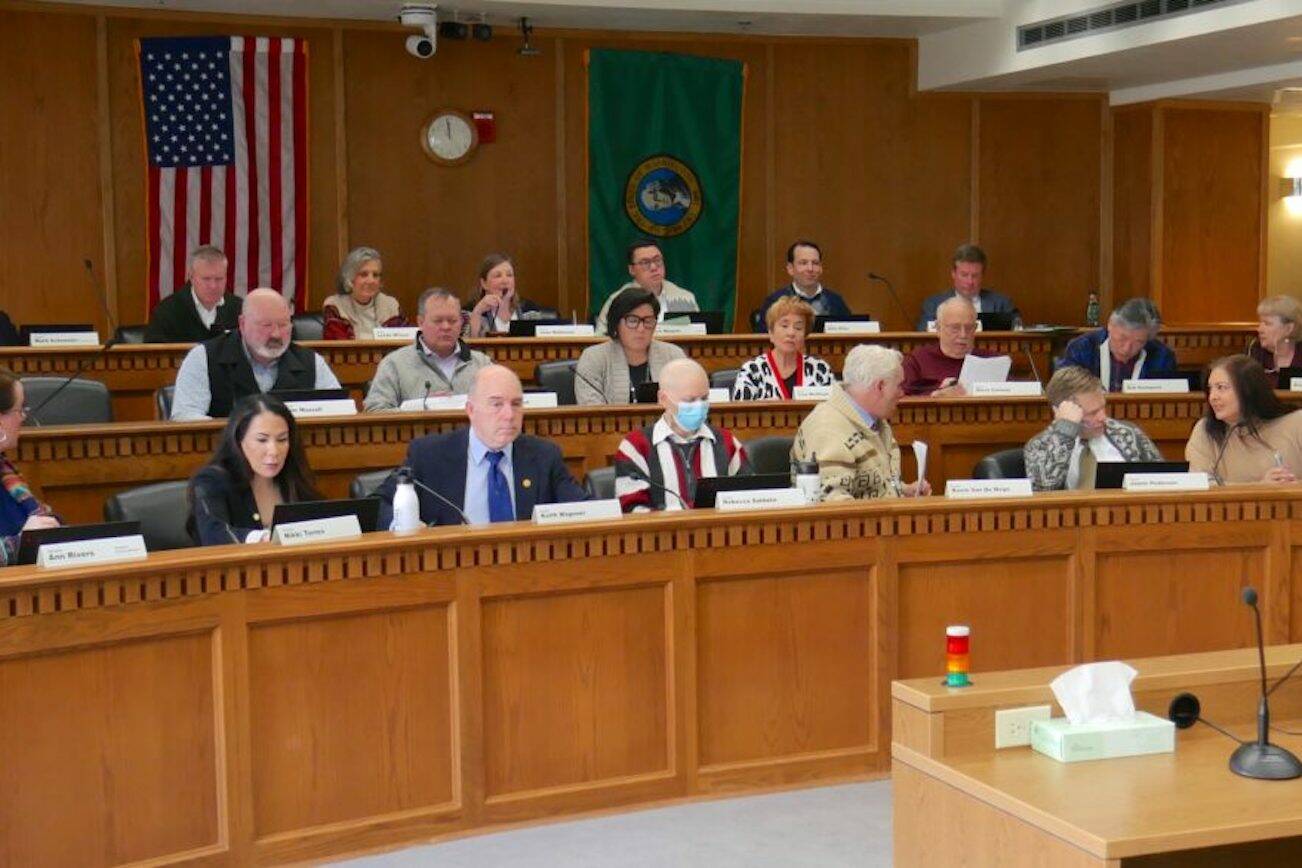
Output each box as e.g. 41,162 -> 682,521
614,358 -> 751,511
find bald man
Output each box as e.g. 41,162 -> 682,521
900,296 -> 993,397
614,358 -> 750,511
170,288 -> 342,420
375,365 -> 588,526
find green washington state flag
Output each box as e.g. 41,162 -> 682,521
588,49 -> 744,327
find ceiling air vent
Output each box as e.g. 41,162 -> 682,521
1017,0 -> 1250,51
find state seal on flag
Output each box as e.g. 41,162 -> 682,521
624,155 -> 703,237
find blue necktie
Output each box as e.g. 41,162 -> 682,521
486,450 -> 514,523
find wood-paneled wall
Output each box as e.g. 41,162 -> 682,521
0,2 -> 1270,334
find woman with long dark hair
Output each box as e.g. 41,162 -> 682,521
1186,355 -> 1302,484
0,368 -> 60,565
188,394 -> 321,545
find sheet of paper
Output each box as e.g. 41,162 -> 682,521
912,441 -> 928,484
958,354 -> 1011,387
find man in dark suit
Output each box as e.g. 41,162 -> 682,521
752,240 -> 852,330
916,243 -> 1020,331
376,365 -> 588,526
144,245 -> 243,342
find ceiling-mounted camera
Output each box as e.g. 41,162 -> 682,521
399,3 -> 438,59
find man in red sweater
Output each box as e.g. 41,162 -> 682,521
901,296 -> 992,396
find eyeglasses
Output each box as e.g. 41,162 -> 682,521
633,256 -> 664,269
621,315 -> 658,330
3,406 -> 29,420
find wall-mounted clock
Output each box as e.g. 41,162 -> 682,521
421,109 -> 479,166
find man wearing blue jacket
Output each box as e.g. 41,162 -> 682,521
1055,297 -> 1177,392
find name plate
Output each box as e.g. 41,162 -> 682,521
715,488 -> 808,511
656,322 -> 707,336
522,392 -> 559,408
399,394 -> 467,412
945,479 -> 1033,499
708,387 -> 732,403
29,331 -> 100,347
532,499 -> 623,525
372,326 -> 419,341
1290,377 -> 1302,392
969,381 -> 1042,397
1121,472 -> 1210,492
272,514 -> 363,546
284,398 -> 358,418
535,324 -> 595,337
792,385 -> 833,400
822,320 -> 881,334
1122,379 -> 1190,394
36,534 -> 148,569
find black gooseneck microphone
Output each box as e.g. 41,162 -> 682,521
1023,348 -> 1045,389
572,366 -> 610,405
400,466 -> 471,525
421,380 -> 432,410
1228,586 -> 1302,780
868,272 -> 911,331
194,492 -> 242,545
623,464 -> 691,510
26,258 -> 121,424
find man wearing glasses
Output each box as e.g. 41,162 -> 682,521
594,239 -> 699,335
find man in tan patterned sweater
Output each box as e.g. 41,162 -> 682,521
791,344 -> 932,501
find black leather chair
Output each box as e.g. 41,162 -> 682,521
21,377 -> 114,425
584,466 -> 616,500
972,448 -> 1027,480
350,469 -> 393,500
114,325 -> 148,344
709,369 -> 739,393
103,481 -> 193,551
534,360 -> 578,405
746,435 -> 795,475
291,313 -> 324,342
155,385 -> 176,420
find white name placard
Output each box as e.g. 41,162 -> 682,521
29,331 -> 100,347
969,381 -> 1043,397
1122,379 -> 1190,394
399,394 -> 467,412
708,387 -> 732,403
945,479 -> 1034,499
273,514 -> 363,546
656,322 -> 707,336
372,326 -> 419,341
284,398 -> 358,418
36,534 -> 148,569
822,320 -> 881,334
792,385 -> 833,400
533,499 -> 623,525
1121,472 -> 1210,492
715,488 -> 808,511
1290,377 -> 1302,392
522,392 -> 559,409
535,324 -> 595,337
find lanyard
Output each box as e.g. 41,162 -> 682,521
766,350 -> 804,400
1098,340 -> 1145,391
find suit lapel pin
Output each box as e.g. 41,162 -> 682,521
522,478 -> 532,489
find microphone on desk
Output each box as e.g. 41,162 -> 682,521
622,464 -> 691,510
868,272 -> 910,330
572,367 -> 610,405
194,492 -> 242,545
1023,348 -> 1045,388
401,467 -> 472,525
422,380 -> 432,411
1229,586 -> 1302,780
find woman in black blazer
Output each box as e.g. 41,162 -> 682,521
188,394 -> 321,545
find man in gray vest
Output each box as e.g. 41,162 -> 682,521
170,288 -> 341,420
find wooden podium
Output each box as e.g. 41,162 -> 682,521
893,646 -> 1302,866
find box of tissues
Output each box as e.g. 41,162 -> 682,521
1029,661 -> 1175,763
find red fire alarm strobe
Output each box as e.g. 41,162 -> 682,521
472,111 -> 496,144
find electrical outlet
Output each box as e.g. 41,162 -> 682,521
995,704 -> 1051,748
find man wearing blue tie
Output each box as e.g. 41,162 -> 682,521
375,365 -> 588,526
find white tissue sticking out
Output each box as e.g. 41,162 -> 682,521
1050,661 -> 1138,725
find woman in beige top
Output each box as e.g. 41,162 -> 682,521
322,246 -> 406,340
1186,355 -> 1302,484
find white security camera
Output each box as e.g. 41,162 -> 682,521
399,4 -> 438,59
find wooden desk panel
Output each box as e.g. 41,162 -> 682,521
0,490 -> 1299,863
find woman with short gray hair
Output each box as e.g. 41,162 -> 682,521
322,246 -> 407,340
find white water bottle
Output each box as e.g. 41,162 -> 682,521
390,468 -> 423,533
793,454 -> 822,503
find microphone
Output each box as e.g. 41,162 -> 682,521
1228,586 -> 1302,779
1209,423 -> 1241,486
422,380 -> 432,411
194,491 -> 242,545
401,467 -> 471,525
868,272 -> 911,331
623,463 -> 691,510
1023,348 -> 1045,388
572,366 -> 610,405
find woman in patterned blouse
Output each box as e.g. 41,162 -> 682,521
731,296 -> 835,401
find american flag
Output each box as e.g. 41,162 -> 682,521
138,36 -> 307,312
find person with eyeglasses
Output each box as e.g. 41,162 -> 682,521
593,239 -> 699,335
576,288 -> 686,405
0,369 -> 61,566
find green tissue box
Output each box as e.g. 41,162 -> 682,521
1030,711 -> 1175,763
